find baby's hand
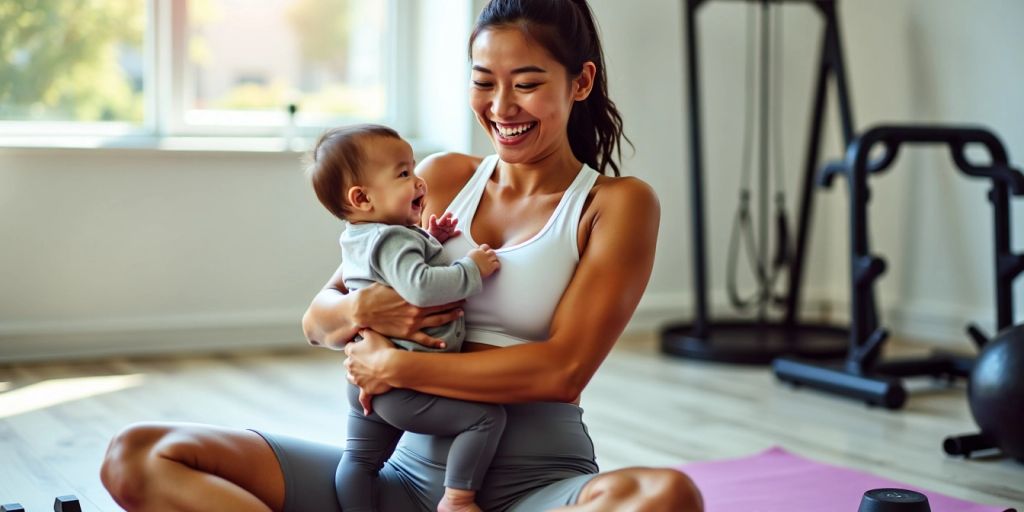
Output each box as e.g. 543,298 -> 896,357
427,212 -> 461,243
468,244 -> 500,278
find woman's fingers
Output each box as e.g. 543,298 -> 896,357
358,389 -> 373,416
419,308 -> 463,329
418,301 -> 465,316
406,331 -> 447,349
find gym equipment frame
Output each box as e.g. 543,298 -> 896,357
661,0 -> 854,364
773,125 -> 1024,409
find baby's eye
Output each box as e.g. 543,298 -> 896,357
399,169 -> 410,177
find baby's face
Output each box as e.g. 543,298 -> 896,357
360,136 -> 425,226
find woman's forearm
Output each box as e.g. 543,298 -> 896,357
385,342 -> 581,403
302,287 -> 360,350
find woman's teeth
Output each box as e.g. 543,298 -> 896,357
494,122 -> 536,138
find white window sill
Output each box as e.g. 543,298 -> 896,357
0,135 -> 443,157
0,135 -> 313,155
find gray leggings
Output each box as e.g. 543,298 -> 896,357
253,402 -> 599,512
336,382 -> 506,511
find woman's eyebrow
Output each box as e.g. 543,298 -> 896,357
472,65 -> 547,74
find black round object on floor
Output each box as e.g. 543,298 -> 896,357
661,321 -> 849,365
969,323 -> 1024,460
858,488 -> 930,512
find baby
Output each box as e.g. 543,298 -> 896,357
306,124 -> 503,512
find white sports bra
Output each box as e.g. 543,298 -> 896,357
439,155 -> 600,347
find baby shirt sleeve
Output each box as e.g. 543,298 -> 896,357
369,226 -> 483,307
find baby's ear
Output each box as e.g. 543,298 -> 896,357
347,186 -> 373,212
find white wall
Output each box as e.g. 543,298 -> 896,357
0,148 -> 340,360
3,0 -> 1023,361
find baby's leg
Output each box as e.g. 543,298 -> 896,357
372,389 -> 506,512
335,382 -> 403,512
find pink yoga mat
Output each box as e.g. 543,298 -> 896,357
675,447 -> 1017,512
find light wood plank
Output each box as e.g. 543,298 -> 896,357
1,335 -> 1021,511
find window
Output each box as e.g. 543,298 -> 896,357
1,0 -> 403,139
0,1 -> 146,132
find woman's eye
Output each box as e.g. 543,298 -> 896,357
472,80 -> 493,89
516,83 -> 538,90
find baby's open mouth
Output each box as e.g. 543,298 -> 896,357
412,196 -> 424,208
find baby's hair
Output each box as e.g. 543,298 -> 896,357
305,124 -> 401,220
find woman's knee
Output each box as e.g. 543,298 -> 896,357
100,422 -> 175,508
647,469 -> 703,511
582,468 -> 703,511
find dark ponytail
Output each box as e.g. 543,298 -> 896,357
470,0 -> 632,176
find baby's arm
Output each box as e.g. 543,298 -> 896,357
426,212 -> 461,244
371,226 -> 487,308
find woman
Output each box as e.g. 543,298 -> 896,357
100,1 -> 703,510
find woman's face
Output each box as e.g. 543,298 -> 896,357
469,27 -> 592,165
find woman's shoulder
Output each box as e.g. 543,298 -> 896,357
416,152 -> 483,186
591,174 -> 660,215
417,152 -> 486,217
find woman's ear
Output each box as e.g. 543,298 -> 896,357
572,61 -> 597,101
347,186 -> 373,213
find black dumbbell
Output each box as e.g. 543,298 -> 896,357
1,503 -> 25,512
54,495 -> 81,512
858,488 -> 930,512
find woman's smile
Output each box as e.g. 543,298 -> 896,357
492,121 -> 538,145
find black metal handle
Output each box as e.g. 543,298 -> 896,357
845,125 -> 1024,189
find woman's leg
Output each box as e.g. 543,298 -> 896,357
554,467 -> 703,512
100,422 -> 286,512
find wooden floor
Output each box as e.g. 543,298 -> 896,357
1,333 -> 1021,511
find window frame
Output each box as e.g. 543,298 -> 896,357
0,0 -> 410,141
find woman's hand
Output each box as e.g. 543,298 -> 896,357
344,329 -> 398,414
353,283 -> 464,349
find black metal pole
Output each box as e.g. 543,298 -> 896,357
850,142 -> 871,352
826,1 -> 855,144
758,0 -> 771,320
992,183 -> 1013,329
783,0 -> 835,327
823,0 -> 878,335
686,0 -> 710,338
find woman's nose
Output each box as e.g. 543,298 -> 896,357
490,88 -> 518,118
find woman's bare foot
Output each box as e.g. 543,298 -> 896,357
437,487 -> 482,512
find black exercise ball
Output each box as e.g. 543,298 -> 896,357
968,323 -> 1024,459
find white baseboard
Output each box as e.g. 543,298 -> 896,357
0,310 -> 307,363
624,289 -> 840,333
2,293 -> 1013,362
875,299 -> 1001,351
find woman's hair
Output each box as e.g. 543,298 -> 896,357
305,124 -> 401,220
470,0 -> 631,176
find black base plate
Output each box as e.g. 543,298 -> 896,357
660,320 -> 850,365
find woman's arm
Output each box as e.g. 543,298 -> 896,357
345,177 -> 660,403
301,264 -> 356,349
301,264 -> 464,350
